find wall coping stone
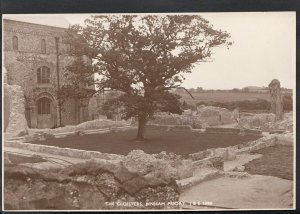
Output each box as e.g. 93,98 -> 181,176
4,140 -> 124,160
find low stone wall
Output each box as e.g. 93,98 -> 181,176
196,105 -> 237,126
146,114 -> 203,129
206,127 -> 241,134
237,112 -> 293,132
19,126 -> 134,142
242,129 -> 262,135
206,127 -> 262,136
28,119 -> 131,135
4,140 -> 123,160
189,133 -> 293,164
145,125 -> 262,135
238,113 -> 275,131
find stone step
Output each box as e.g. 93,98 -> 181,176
177,168 -> 220,192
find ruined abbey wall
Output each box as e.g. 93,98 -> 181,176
3,19 -> 89,128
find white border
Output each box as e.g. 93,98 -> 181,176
2,12 -> 296,212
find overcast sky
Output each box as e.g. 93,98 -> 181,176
3,12 -> 296,89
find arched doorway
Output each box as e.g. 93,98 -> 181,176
36,96 -> 56,128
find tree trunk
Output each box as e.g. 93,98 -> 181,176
136,115 -> 147,141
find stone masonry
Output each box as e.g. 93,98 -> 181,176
3,19 -> 90,129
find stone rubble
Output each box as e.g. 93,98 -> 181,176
4,151 -> 181,210
146,105 -> 238,129
196,105 -> 237,126
237,112 -> 293,132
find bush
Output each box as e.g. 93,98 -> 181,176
197,99 -> 270,111
197,97 -> 292,112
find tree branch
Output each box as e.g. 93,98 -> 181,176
178,86 -> 195,99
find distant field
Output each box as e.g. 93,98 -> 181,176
176,91 -> 271,105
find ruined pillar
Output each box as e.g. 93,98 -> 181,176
3,66 -> 29,137
4,90 -> 29,136
268,79 -> 283,121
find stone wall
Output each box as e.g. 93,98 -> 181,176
3,19 -> 89,129
147,113 -> 203,129
147,106 -> 237,129
5,140 -> 123,160
237,112 -> 293,132
196,105 -> 237,126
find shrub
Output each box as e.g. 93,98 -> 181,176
197,99 -> 271,111
197,97 -> 293,112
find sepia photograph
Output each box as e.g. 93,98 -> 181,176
2,12 -> 296,211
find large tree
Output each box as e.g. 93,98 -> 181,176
61,15 -> 231,140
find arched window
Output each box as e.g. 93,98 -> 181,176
37,66 -> 50,83
37,97 -> 51,115
41,39 -> 46,53
12,36 -> 18,50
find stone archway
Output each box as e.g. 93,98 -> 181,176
35,92 -> 57,129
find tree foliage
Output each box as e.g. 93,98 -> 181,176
61,15 -> 231,139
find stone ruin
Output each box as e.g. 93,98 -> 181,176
4,150 -> 193,210
268,79 -> 283,121
3,66 -> 29,137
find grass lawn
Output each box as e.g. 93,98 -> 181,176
28,129 -> 260,157
244,145 -> 294,180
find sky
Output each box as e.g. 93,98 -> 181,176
3,12 -> 296,90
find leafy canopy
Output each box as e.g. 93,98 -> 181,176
62,15 -> 231,120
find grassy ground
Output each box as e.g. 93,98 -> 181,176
244,145 -> 293,180
28,129 -> 260,157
